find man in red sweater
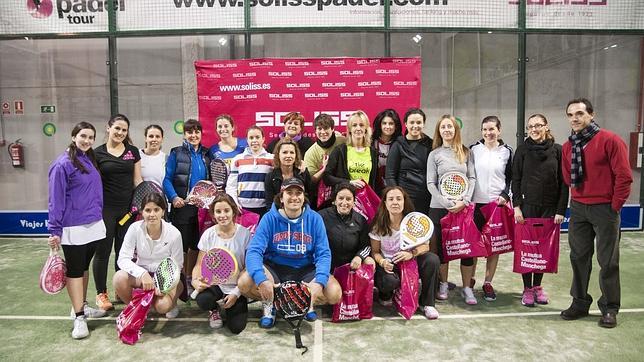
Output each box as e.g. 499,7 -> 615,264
560,98 -> 632,328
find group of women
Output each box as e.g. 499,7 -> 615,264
48,108 -> 568,339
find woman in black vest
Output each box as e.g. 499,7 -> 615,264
163,119 -> 211,296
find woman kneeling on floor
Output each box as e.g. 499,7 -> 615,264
112,193 -> 184,318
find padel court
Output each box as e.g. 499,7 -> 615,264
1,233 -> 642,360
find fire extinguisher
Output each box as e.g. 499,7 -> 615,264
8,139 -> 24,168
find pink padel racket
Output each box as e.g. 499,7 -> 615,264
186,180 -> 219,209
190,247 -> 239,299
40,248 -> 67,295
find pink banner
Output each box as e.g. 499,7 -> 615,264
195,57 -> 422,147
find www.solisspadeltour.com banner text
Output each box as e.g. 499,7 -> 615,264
195,57 -> 421,147
1,1 -> 642,34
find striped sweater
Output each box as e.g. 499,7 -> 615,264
226,147 -> 274,209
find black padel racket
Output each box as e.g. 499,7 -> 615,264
210,158 -> 229,193
119,181 -> 163,226
273,281 -> 312,355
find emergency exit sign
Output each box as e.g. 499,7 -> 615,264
40,105 -> 56,113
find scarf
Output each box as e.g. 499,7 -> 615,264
524,137 -> 553,161
568,121 -> 601,188
316,132 -> 336,149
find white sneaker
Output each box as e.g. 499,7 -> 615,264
209,309 -> 223,329
461,287 -> 478,305
70,302 -> 107,320
165,305 -> 180,319
437,282 -> 449,300
423,306 -> 439,320
71,315 -> 89,339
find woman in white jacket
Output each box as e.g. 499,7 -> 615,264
112,193 -> 184,318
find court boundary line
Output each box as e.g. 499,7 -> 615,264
2,308 -> 643,322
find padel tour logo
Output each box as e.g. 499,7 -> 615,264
27,0 -> 54,18
28,0 -> 125,24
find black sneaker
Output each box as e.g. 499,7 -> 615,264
560,306 -> 589,320
482,282 -> 496,302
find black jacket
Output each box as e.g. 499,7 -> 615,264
385,134 -> 433,214
512,139 -> 569,215
323,144 -> 378,189
264,167 -> 313,206
318,207 -> 371,271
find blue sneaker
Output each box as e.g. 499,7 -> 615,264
259,302 -> 276,329
304,310 -> 317,322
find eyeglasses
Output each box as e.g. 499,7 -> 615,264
526,124 -> 546,131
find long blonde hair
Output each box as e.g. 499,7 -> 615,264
432,114 -> 468,164
346,110 -> 373,148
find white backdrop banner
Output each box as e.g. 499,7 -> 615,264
0,0 -> 642,34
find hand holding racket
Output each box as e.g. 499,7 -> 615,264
119,181 -> 163,226
153,257 -> 180,295
439,171 -> 469,201
190,247 -> 239,299
273,281 -> 312,355
186,180 -> 219,209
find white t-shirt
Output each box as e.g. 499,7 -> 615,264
197,224 -> 250,296
118,220 -> 184,279
369,229 -> 401,260
140,150 -> 166,187
61,220 -> 106,246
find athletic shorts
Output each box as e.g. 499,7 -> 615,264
265,262 -> 316,284
62,241 -> 98,278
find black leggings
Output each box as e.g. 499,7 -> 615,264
519,203 -> 556,289
374,253 -> 440,307
93,204 -> 132,294
62,241 -> 98,278
427,207 -> 474,266
195,286 -> 248,334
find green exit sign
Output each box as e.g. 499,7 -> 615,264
41,105 -> 56,113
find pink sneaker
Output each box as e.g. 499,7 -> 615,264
534,286 -> 549,305
521,287 -> 535,307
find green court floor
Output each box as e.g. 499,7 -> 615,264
1,234 -> 642,361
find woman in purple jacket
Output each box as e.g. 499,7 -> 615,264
48,122 -> 108,339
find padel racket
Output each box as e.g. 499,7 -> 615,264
40,248 -> 67,295
119,181 -> 163,226
400,212 -> 434,251
273,281 -> 312,355
190,247 -> 239,299
210,158 -> 229,193
439,171 -> 469,200
186,180 -> 219,209
153,257 -> 181,294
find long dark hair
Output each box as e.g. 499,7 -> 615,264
372,109 -> 402,145
371,186 -> 415,237
108,114 -> 133,145
68,122 -> 98,174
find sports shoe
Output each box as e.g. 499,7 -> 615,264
521,287 -> 535,307
461,287 -> 478,305
71,315 -> 89,339
70,302 -> 107,319
259,302 -> 276,329
378,297 -> 393,307
165,305 -> 180,319
95,292 -> 113,311
304,310 -> 318,322
209,309 -> 223,329
482,282 -> 497,302
534,286 -> 549,305
437,282 -> 449,300
423,306 -> 439,320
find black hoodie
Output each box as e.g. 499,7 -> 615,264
384,134 -> 433,214
318,206 -> 371,271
